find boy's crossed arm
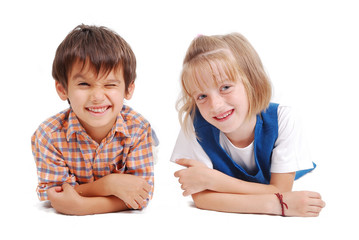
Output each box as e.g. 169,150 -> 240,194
47,174 -> 151,215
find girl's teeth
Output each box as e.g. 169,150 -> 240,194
217,110 -> 232,119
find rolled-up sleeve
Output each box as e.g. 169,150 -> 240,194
31,127 -> 76,201
124,123 -> 155,208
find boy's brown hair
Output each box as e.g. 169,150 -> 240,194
52,24 -> 136,94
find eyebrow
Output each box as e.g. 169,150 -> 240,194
71,73 -> 88,82
105,79 -> 122,83
71,73 -> 122,83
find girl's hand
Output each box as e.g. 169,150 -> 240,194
280,191 -> 326,217
174,158 -> 212,196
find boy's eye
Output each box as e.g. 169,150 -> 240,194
78,82 -> 90,86
105,84 -> 117,87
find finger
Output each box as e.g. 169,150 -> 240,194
304,211 -> 320,217
183,189 -> 192,197
53,186 -> 63,192
135,196 -> 147,209
175,158 -> 195,168
46,187 -> 57,199
143,182 -> 152,192
174,169 -> 183,178
309,198 -> 326,208
128,200 -> 139,210
307,206 -> 323,214
61,182 -> 71,191
140,189 -> 150,200
306,191 -> 322,199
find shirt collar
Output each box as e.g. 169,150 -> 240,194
66,108 -> 130,141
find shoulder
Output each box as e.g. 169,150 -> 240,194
277,105 -> 299,135
121,105 -> 151,133
275,104 -> 306,146
33,109 -> 70,137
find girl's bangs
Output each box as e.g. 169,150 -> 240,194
182,51 -> 240,96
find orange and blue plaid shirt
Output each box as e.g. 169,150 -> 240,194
31,105 -> 154,205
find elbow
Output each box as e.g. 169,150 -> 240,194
191,191 -> 209,210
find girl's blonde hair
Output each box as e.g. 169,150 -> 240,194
177,33 -> 272,134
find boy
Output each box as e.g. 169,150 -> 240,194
31,24 -> 155,215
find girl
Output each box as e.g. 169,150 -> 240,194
171,33 -> 325,217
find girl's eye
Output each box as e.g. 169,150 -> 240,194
197,94 -> 207,101
220,85 -> 231,91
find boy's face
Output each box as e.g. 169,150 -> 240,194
56,61 -> 134,141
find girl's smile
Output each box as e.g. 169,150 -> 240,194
213,109 -> 234,121
194,78 -> 256,148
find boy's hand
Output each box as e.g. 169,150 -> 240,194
106,174 -> 151,209
47,183 -> 86,215
174,158 -> 211,196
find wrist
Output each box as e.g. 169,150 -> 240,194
263,194 -> 282,215
102,174 -> 115,196
207,169 -> 222,191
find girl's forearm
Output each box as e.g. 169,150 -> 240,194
208,170 -> 294,194
191,190 -> 325,217
192,190 -> 279,215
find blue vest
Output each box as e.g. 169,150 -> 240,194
193,103 -> 315,184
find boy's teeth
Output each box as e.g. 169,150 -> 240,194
88,107 -> 108,113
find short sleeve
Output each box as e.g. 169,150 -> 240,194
170,128 -> 213,168
270,106 -> 314,173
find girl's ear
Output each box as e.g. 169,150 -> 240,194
55,81 -> 68,101
125,82 -> 135,100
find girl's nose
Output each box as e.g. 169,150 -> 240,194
209,93 -> 224,110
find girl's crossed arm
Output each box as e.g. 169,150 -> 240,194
174,158 -> 325,217
174,158 -> 295,196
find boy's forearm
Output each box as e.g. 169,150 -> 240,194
74,174 -> 112,197
77,196 -> 129,215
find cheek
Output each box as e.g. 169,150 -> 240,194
197,104 -> 212,121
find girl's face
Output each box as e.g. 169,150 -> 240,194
192,76 -> 256,145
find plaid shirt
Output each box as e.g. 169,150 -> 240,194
31,105 -> 154,204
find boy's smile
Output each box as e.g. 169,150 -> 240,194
56,60 -> 134,143
86,105 -> 112,115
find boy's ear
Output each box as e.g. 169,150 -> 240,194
55,81 -> 68,101
125,82 -> 135,100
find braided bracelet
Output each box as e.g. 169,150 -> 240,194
275,193 -> 288,216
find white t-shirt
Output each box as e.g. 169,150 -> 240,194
170,105 -> 314,174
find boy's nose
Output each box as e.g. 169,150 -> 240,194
91,87 -> 105,103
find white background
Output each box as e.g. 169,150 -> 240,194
1,0 -> 358,239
